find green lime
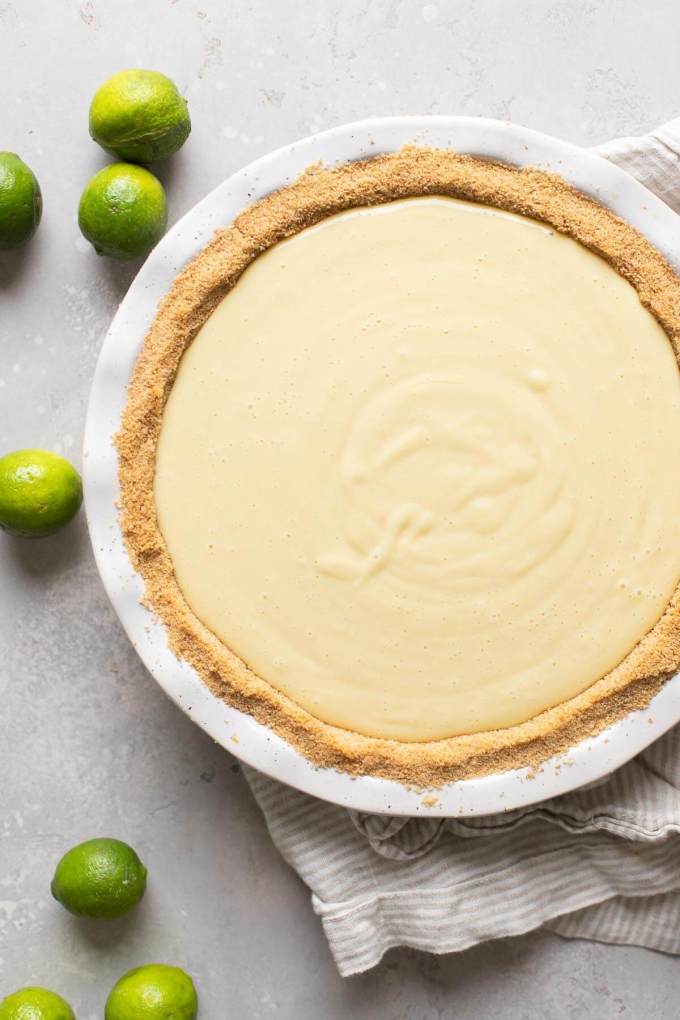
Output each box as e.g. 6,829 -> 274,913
78,163 -> 167,259
105,965 -> 197,1020
89,69 -> 191,164
51,837 -> 147,919
0,450 -> 82,539
0,987 -> 75,1020
0,152 -> 42,249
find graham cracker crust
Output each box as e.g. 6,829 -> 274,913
116,146 -> 680,787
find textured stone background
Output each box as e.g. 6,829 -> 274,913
2,0 -> 680,1016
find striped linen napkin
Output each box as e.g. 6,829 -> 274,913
243,117 -> 680,977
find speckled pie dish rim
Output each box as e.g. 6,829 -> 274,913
84,116 -> 680,817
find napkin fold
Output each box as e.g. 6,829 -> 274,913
244,117 -> 680,977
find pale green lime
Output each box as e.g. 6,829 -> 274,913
78,163 -> 167,259
105,965 -> 197,1020
0,987 -> 75,1020
89,69 -> 191,164
0,449 -> 82,538
51,837 -> 147,919
0,152 -> 42,249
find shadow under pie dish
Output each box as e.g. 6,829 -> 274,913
115,144 -> 680,789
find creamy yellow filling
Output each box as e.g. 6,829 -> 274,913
155,197 -> 680,741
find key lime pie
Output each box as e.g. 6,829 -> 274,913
118,147 -> 680,785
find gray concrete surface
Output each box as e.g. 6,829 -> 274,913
2,0 -> 680,1015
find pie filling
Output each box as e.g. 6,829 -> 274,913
154,196 -> 680,742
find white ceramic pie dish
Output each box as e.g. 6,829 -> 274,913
84,115 -> 680,817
